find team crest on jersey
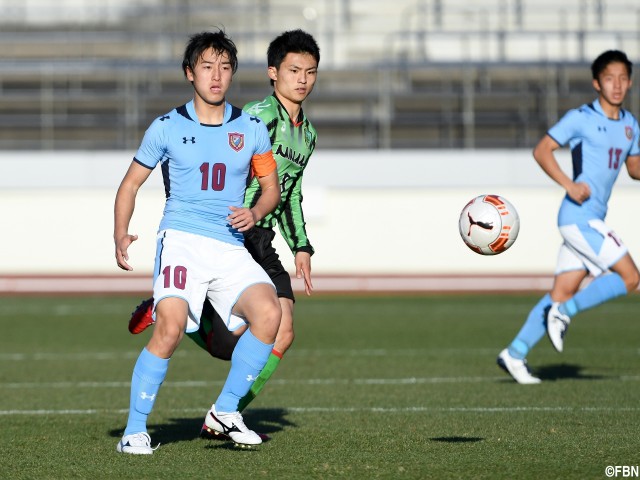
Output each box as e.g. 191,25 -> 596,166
304,129 -> 313,147
228,132 -> 244,151
626,126 -> 633,140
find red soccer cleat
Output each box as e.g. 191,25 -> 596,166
128,298 -> 155,334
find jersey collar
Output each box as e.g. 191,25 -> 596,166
186,100 -> 233,126
591,97 -> 625,120
272,93 -> 305,127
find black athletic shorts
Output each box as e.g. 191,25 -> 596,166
243,226 -> 295,302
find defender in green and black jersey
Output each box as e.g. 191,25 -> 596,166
244,92 -> 316,258
192,32 -> 320,416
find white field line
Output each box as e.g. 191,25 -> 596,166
0,377 -> 506,389
3,376 -> 640,416
0,274 -> 556,293
1,346 -> 636,361
2,374 -> 640,391
2,406 -> 640,416
0,349 -> 497,361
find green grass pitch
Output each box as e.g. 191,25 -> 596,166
1,293 -> 639,479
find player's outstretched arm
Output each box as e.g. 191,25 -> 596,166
533,134 -> 590,204
114,161 -> 152,271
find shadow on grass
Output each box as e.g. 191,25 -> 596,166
109,407 -> 295,447
430,436 -> 484,443
535,363 -> 607,381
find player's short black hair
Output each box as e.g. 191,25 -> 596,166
182,29 -> 238,77
267,29 -> 320,86
591,50 -> 632,79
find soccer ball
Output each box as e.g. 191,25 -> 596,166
458,194 -> 520,255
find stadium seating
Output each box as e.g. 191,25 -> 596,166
0,0 -> 638,149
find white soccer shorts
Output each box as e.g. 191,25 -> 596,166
152,229 -> 275,333
556,219 -> 628,277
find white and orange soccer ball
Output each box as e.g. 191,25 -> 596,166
458,194 -> 520,255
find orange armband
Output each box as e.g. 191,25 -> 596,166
251,151 -> 277,177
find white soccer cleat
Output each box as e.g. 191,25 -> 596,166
204,405 -> 262,448
546,302 -> 571,353
116,432 -> 156,455
497,348 -> 541,384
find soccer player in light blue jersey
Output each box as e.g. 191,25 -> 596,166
127,32 -> 320,430
498,50 -> 640,384
113,30 -> 282,452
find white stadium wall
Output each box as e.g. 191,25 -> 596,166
2,149 -> 640,279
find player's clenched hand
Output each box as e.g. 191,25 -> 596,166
566,181 -> 591,205
295,251 -> 313,296
114,233 -> 138,271
227,206 -> 256,232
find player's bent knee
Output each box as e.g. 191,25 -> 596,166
252,303 -> 281,342
236,286 -> 281,340
624,270 -> 640,293
150,321 -> 184,355
264,302 -> 282,334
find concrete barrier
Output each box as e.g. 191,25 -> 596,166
2,149 -> 639,281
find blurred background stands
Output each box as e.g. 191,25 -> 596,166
0,0 -> 639,150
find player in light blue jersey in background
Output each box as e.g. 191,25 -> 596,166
498,50 -> 640,384
113,30 -> 281,452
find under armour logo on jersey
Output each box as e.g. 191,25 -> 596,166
249,116 -> 260,123
160,115 -> 170,121
183,137 -> 196,144
246,375 -> 257,382
140,392 -> 156,401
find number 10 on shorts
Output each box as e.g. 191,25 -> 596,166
162,265 -> 187,290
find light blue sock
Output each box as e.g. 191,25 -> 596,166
124,347 -> 169,436
507,293 -> 552,360
559,273 -> 627,317
215,329 -> 273,413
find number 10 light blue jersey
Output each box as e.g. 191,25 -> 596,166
134,100 -> 274,245
548,98 -> 640,225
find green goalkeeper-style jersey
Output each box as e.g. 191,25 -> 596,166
243,94 -> 317,255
